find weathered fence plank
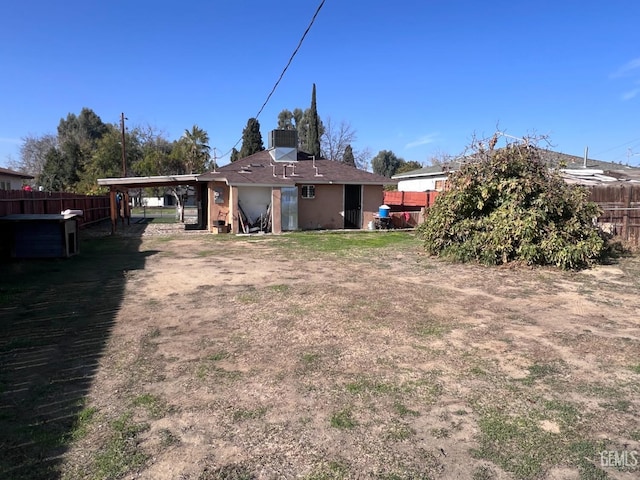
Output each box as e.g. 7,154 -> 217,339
588,184 -> 640,244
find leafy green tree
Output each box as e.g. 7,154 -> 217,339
307,83 -> 321,158
77,125 -> 143,193
342,145 -> 355,167
51,108 -> 110,192
416,139 -> 606,270
40,147 -> 72,191
133,125 -> 176,176
277,109 -> 296,130
230,147 -> 240,163
239,118 -> 264,158
78,125 -> 122,192
293,108 -> 305,147
277,99 -> 325,154
59,140 -> 84,188
371,150 -> 403,177
57,108 -> 108,147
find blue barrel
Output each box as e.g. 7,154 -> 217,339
379,205 -> 390,218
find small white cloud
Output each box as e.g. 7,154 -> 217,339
0,137 -> 21,144
611,58 -> 640,78
405,133 -> 438,149
622,88 -> 640,101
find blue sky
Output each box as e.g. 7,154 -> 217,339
2,0 -> 640,169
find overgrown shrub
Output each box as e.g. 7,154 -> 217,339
416,140 -> 607,270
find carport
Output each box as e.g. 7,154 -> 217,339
97,174 -> 202,234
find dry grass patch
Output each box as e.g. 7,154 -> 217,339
4,230 -> 639,479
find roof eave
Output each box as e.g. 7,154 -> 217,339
393,171 -> 450,179
97,174 -> 200,187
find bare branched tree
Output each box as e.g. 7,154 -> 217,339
427,148 -> 455,166
354,147 -> 372,171
11,134 -> 58,182
320,117 -> 370,169
321,117 -> 357,161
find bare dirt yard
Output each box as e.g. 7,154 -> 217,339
2,223 -> 639,480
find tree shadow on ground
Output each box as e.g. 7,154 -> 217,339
0,222 -> 156,479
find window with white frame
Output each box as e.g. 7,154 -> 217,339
301,185 -> 315,199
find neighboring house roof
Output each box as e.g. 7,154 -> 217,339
392,165 -> 451,179
537,149 -> 627,170
199,150 -> 396,186
0,167 -> 34,179
392,148 -> 640,185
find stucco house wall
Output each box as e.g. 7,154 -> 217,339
363,184 -> 384,226
207,181 -> 231,231
0,168 -> 33,191
297,183 -> 344,230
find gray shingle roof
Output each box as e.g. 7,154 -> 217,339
199,150 -> 396,186
0,167 -> 34,179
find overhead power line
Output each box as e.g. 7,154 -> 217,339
254,0 -> 326,121
219,0 -> 326,160
594,135 -> 640,157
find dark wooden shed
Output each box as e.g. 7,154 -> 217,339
0,213 -> 80,259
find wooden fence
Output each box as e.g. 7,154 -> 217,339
383,191 -> 440,209
588,184 -> 640,245
0,190 -> 110,227
382,191 -> 441,228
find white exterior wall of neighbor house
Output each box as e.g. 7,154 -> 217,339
0,174 -> 26,190
143,196 -> 166,207
397,176 -> 448,192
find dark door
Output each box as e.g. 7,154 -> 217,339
198,183 -> 208,229
344,184 -> 362,229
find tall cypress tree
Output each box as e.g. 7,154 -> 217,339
308,84 -> 321,158
239,118 -> 264,159
342,144 -> 355,167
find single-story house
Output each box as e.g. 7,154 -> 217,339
97,130 -> 396,234
0,167 -> 34,191
198,130 -> 395,233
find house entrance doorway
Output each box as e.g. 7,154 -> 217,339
344,184 -> 362,229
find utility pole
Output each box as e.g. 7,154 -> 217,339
120,112 -> 127,177
627,148 -> 640,165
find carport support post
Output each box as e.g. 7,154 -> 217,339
230,186 -> 239,234
124,191 -> 130,226
109,187 -> 118,234
271,188 -> 282,234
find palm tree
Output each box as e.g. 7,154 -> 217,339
182,125 -> 211,173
